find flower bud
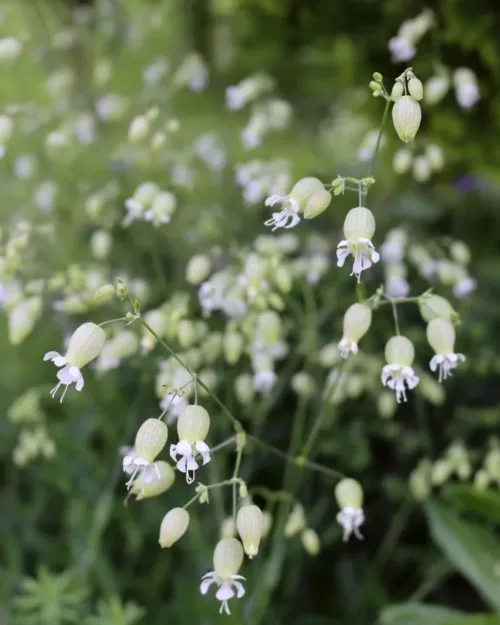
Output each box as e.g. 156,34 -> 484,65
425,74 -> 450,105
408,77 -> 423,101
220,516 -> 236,539
412,155 -> 431,182
450,241 -> 470,266
392,96 -> 421,143
159,507 -> 190,547
426,144 -> 444,171
128,115 -> 150,143
234,373 -> 255,405
65,322 -> 106,368
393,148 -> 413,174
131,461 -> 175,499
474,469 -> 490,490
237,504 -> 264,558
186,254 -> 211,285
373,72 -> 383,83
213,538 -> 244,579
342,303 -> 372,343
0,114 -> 14,143
135,418 -> 168,462
177,404 -> 210,442
343,206 -> 376,241
90,229 -> 112,259
289,177 -> 325,211
410,463 -> 431,501
301,528 -> 320,556
257,310 -> 281,343
426,318 -> 456,355
176,319 -> 195,349
319,343 -> 341,368
291,372 -> 316,398
391,81 -> 404,101
261,511 -> 272,537
94,284 -> 116,301
419,295 -> 456,323
384,335 -> 415,366
304,188 -> 332,219
284,503 -> 306,537
8,297 -> 42,345
335,478 -> 363,509
377,391 -> 397,419
224,331 -> 244,365
431,459 -> 452,485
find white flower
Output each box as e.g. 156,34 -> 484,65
122,448 -> 161,488
381,335 -> 419,402
335,478 -> 364,542
427,318 -> 465,382
336,206 -> 380,281
336,506 -> 365,542
122,418 -> 168,490
385,275 -> 410,298
170,440 -> 210,483
159,393 -> 188,424
253,370 -> 277,394
44,322 -> 105,402
264,194 -> 300,231
381,364 -> 420,403
388,36 -> 416,62
338,303 -> 372,359
453,276 -> 477,299
200,572 -> 246,615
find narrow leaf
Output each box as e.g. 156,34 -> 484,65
380,602 -> 465,625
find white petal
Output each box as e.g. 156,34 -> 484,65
216,581 -> 235,602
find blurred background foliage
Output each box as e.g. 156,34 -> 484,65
1,1 -> 500,624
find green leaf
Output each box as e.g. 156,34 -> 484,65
443,484 -> 500,524
443,616 -> 500,625
426,501 -> 500,611
380,602 -> 465,625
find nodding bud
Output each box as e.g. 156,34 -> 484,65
289,177 -> 325,211
335,478 -> 363,510
384,335 -> 415,366
392,96 -> 422,143
177,404 -> 210,442
177,319 -> 195,348
220,517 -> 236,539
342,303 -> 372,343
186,254 -> 211,285
234,373 -> 255,405
131,461 -> 175,499
284,503 -> 306,537
94,284 -> 116,300
413,156 -> 431,182
343,206 -> 376,241
304,188 -> 332,219
135,419 -> 168,462
408,77 -> 424,101
224,331 -> 244,365
450,241 -> 470,266
391,81 -> 404,101
65,322 -> 106,369
426,144 -> 444,171
393,148 -> 413,174
426,318 -> 456,355
425,74 -> 450,105
236,504 -> 264,558
257,310 -> 281,343
159,507 -> 190,547
301,528 -> 320,556
419,295 -> 456,323
213,538 -> 244,580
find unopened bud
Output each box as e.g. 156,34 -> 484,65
304,188 -> 332,219
408,77 -> 423,100
431,459 -> 452,485
135,418 -> 168,462
65,322 -> 106,368
234,373 -> 255,405
177,319 -> 195,348
384,335 -> 415,366
237,504 -> 264,558
94,284 -> 116,301
284,503 -> 306,537
177,404 -> 210,442
413,155 -> 431,182
391,81 -> 404,101
224,331 -> 244,365
213,538 -> 244,579
373,72 -> 383,83
419,295 -> 456,323
290,177 -> 325,211
425,74 -> 450,105
301,528 -> 320,556
426,144 -> 444,171
132,461 -> 175,499
393,148 -> 413,174
186,254 -> 211,285
392,96 -> 421,143
450,241 -> 470,266
159,507 -> 190,547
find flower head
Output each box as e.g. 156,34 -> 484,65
122,419 -> 168,489
170,404 -> 211,483
44,322 -> 105,402
381,335 -> 420,402
336,206 -> 380,281
335,478 -> 364,541
264,177 -> 324,231
200,538 -> 246,615
338,303 -> 372,358
427,318 -> 465,382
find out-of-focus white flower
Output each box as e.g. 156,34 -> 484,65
381,335 -> 420,402
337,206 -> 380,281
95,93 -> 127,121
0,37 -> 22,61
144,191 -> 177,226
380,228 -> 407,263
424,71 -> 450,105
357,129 -> 386,162
33,180 -> 57,213
225,74 -> 273,110
174,53 -> 208,92
454,68 -> 480,109
122,419 -> 168,488
388,10 -> 434,63
123,181 -> 160,226
427,318 -> 465,382
194,133 -> 226,171
13,154 -> 37,180
388,36 -> 416,63
142,57 -> 168,86
453,276 -> 477,299
338,303 -> 372,359
335,478 -> 364,541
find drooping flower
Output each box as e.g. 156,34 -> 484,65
264,177 -> 324,231
381,335 -> 420,402
44,322 -> 105,402
129,460 -> 175,500
336,206 -> 380,281
427,318 -> 465,382
236,504 -> 264,558
338,303 -> 372,358
200,538 -> 246,615
159,507 -> 190,547
122,418 -> 168,489
170,404 -> 211,484
335,478 -> 364,541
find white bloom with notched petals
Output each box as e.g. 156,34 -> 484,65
335,478 -> 365,542
337,206 -> 380,281
381,335 -> 420,403
264,177 -> 324,232
200,538 -> 246,615
427,318 -> 465,382
170,405 -> 211,484
122,418 -> 168,489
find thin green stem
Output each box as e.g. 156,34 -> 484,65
391,300 -> 401,335
367,98 -> 390,179
210,437 -> 237,454
374,496 -> 413,570
232,444 -> 244,525
183,493 -> 201,509
99,316 -> 128,327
